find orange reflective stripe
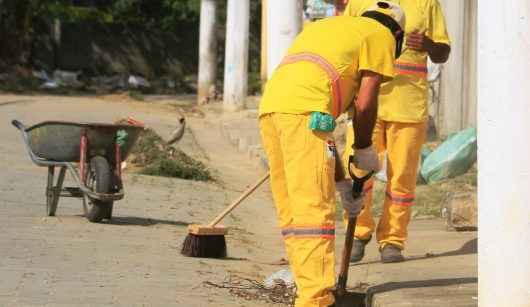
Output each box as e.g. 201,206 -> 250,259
385,190 -> 415,206
395,61 -> 428,78
281,225 -> 336,238
279,53 -> 342,118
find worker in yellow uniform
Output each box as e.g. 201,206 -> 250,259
259,2 -> 405,306
342,0 -> 451,263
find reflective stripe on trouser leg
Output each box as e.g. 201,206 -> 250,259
259,113 -> 336,307
376,121 -> 427,250
341,119 -> 386,240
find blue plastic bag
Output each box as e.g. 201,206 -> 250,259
421,128 -> 477,184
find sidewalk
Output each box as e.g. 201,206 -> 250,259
220,101 -> 478,307
0,94 -> 477,306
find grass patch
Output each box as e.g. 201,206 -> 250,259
372,167 -> 476,218
336,166 -> 477,220
128,128 -> 212,181
128,90 -> 145,101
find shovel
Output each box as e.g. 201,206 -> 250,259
334,171 -> 372,307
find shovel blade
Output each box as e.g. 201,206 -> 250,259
333,291 -> 366,307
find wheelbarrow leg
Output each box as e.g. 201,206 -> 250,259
46,166 -> 55,216
51,166 -> 67,215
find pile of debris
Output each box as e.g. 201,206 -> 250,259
127,128 -> 212,181
204,273 -> 296,306
0,66 -> 193,94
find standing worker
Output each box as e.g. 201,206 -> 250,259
342,0 -> 451,263
259,2 -> 405,306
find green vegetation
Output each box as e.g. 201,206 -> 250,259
0,0 -> 263,94
372,166 -> 477,218
336,166 -> 477,220
130,128 -> 212,181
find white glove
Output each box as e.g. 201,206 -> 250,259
336,180 -> 364,218
352,145 -> 381,173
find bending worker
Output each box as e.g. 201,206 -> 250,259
342,0 -> 451,263
259,2 -> 405,306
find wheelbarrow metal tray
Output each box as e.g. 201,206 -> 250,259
25,121 -> 142,162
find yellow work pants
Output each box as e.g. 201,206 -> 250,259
342,119 -> 426,249
259,113 -> 336,307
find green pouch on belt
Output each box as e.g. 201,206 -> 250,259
309,112 -> 336,132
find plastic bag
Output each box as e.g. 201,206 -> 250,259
420,127 -> 477,184
264,269 -> 295,289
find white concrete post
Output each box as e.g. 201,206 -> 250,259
462,0 -> 477,129
223,0 -> 249,111
266,0 -> 303,77
197,0 -> 218,105
261,0 -> 268,87
478,1 -> 530,306
438,0 -> 465,136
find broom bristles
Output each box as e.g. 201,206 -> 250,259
181,233 -> 227,258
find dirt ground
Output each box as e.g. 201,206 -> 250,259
0,94 -> 477,307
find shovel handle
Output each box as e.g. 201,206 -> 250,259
336,173 -> 372,296
337,217 -> 357,296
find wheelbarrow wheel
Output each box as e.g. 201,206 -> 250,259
86,156 -> 113,223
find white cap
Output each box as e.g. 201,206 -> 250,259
364,1 -> 406,31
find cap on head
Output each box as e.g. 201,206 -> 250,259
361,1 -> 406,58
364,1 -> 406,33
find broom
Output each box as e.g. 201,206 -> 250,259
181,172 -> 270,258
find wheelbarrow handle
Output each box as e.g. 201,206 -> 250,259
11,120 -> 27,131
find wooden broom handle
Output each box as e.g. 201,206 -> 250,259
208,172 -> 270,227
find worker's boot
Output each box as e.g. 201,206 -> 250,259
380,244 -> 405,263
350,236 -> 371,263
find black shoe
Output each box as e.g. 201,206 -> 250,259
380,244 -> 405,263
349,236 -> 371,263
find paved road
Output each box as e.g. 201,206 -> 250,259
0,95 -> 478,307
0,96 -> 276,307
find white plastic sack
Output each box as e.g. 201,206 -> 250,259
264,269 -> 295,289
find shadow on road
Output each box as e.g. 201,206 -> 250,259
107,216 -> 190,227
352,238 -> 477,266
365,277 -> 477,306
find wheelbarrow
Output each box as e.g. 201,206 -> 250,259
12,119 -> 144,223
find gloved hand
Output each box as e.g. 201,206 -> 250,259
336,180 -> 364,218
351,145 -> 380,173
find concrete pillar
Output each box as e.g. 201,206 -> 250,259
462,0 -> 477,129
223,0 -> 250,111
260,0 -> 268,88
266,0 -> 303,77
438,0 -> 465,136
478,1 -> 530,306
197,0 -> 218,105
